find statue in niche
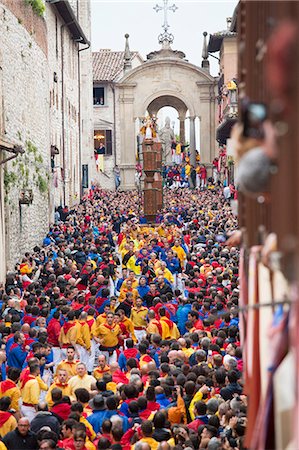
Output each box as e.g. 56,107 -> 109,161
158,117 -> 175,163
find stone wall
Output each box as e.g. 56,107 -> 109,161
0,3 -> 50,268
78,0 -> 95,192
1,0 -> 48,55
93,83 -> 115,189
0,0 -> 93,273
46,4 -> 81,211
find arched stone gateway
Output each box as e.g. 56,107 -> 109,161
116,50 -> 217,189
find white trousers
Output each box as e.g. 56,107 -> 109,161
134,329 -> 147,343
61,348 -> 67,359
175,154 -> 181,164
99,350 -> 117,365
52,347 -> 62,370
213,169 -> 219,182
87,339 -> 97,373
21,405 -> 36,422
77,345 -> 89,367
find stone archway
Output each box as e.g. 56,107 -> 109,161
115,51 -> 216,189
147,95 -> 188,145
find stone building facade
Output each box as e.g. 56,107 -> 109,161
92,47 -> 143,190
93,37 -> 217,190
208,17 -> 238,146
0,0 -> 93,279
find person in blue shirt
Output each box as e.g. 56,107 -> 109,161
115,268 -> 128,294
176,299 -> 192,335
5,324 -> 22,354
104,396 -> 130,431
165,250 -> 180,288
151,239 -> 166,261
7,332 -> 27,369
229,309 -> 239,328
155,386 -> 171,408
137,276 -> 150,301
166,250 -> 180,275
0,351 -> 6,381
135,248 -> 149,267
119,384 -> 138,417
87,395 -> 109,433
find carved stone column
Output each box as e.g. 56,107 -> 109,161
189,116 -> 196,166
179,116 -> 185,144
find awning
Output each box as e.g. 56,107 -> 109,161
216,118 -> 237,144
208,32 -> 237,53
208,34 -> 224,53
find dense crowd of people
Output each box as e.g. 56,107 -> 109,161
162,160 -> 220,191
0,184 -> 246,450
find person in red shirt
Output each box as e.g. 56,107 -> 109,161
58,418 -> 78,449
188,311 -> 204,331
47,310 -> 61,369
50,388 -> 72,422
199,164 -> 207,189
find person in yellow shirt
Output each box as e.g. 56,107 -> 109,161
157,223 -> 167,237
159,307 -> 180,340
109,297 -> 117,313
95,305 -> 111,327
126,252 -> 141,276
200,258 -> 213,276
175,142 -> 182,165
20,363 -> 48,422
168,385 -> 187,425
68,363 -> 97,396
46,369 -> 72,407
119,280 -> 139,303
133,420 -> 159,450
172,238 -> 187,268
121,270 -> 139,290
93,355 -> 111,381
155,264 -> 174,285
185,161 -> 191,176
55,346 -> 80,379
148,252 -> 161,272
0,397 -> 17,438
130,298 -> 148,343
59,311 -> 80,359
76,312 -> 91,367
116,308 -> 137,343
189,384 -> 210,420
146,310 -> 162,336
94,313 -> 122,364
70,402 -> 96,442
0,367 -> 21,414
86,309 -> 97,375
178,338 -> 194,358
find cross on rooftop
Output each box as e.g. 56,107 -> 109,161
154,0 -> 178,45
